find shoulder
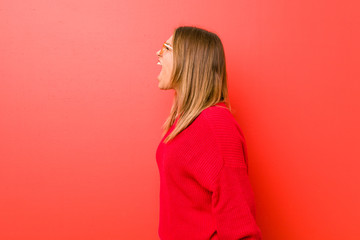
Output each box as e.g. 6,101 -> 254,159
197,104 -> 248,168
180,103 -> 246,145
198,104 -> 244,139
201,104 -> 232,120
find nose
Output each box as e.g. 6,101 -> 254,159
156,49 -> 161,56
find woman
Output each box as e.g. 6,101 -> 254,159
155,26 -> 262,240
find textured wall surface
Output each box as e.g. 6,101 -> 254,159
0,0 -> 359,239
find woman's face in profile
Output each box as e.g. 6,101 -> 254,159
156,35 -> 173,90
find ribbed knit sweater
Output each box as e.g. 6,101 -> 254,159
156,102 -> 262,240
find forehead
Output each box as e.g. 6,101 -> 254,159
165,35 -> 173,45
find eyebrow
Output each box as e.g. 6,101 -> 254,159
165,42 -> 172,47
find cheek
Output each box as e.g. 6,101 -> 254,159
164,56 -> 173,72
164,63 -> 172,73
166,62 -> 173,75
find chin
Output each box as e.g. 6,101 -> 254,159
158,85 -> 168,90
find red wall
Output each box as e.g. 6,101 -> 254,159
1,0 -> 359,239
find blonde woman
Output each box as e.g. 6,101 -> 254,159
155,26 -> 262,240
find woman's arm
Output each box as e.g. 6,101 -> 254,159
211,164 -> 262,240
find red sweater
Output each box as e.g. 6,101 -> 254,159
156,102 -> 262,240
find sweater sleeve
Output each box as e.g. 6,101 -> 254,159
201,111 -> 262,240
211,164 -> 262,239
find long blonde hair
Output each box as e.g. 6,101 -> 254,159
161,26 -> 231,143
